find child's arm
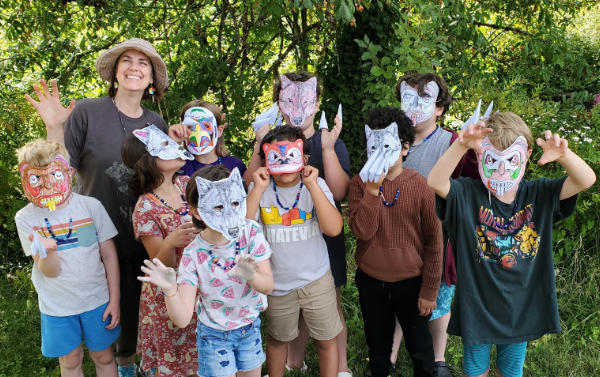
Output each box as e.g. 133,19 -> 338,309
30,235 -> 61,277
229,257 -> 274,295
321,115 -> 350,201
245,167 -> 270,219
99,238 -> 120,329
348,175 -> 383,241
243,125 -> 270,185
140,223 -> 198,268
167,123 -> 190,143
536,130 -> 596,199
428,121 -> 493,199
139,258 -> 197,328
302,166 -> 343,236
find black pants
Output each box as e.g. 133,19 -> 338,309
355,269 -> 435,377
113,257 -> 144,358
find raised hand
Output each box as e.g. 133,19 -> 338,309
168,123 -> 190,143
365,173 -> 385,197
25,79 -> 75,137
321,114 -> 342,151
255,124 -> 270,143
457,120 -> 493,153
228,255 -> 257,281
165,222 -> 199,249
302,165 -> 319,187
252,167 -> 271,191
537,130 -> 569,166
418,297 -> 436,316
138,258 -> 177,294
28,233 -> 58,258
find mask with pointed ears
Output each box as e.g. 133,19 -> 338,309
359,122 -> 403,183
278,75 -> 318,128
133,124 -> 193,161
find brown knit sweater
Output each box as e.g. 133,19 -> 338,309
348,168 -> 443,301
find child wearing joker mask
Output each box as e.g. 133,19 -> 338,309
244,71 -> 352,377
392,72 -> 480,377
349,107 -> 443,377
121,125 -> 199,377
14,139 -> 121,377
139,165 -> 274,377
246,125 -> 344,377
428,112 -> 596,377
173,100 -> 247,179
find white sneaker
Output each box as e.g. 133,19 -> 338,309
285,362 -> 308,373
338,372 -> 353,377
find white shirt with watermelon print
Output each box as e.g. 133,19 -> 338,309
177,219 -> 271,331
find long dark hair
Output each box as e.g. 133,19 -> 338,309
121,133 -> 164,196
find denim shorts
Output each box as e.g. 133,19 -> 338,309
196,317 -> 265,377
430,283 -> 455,321
463,342 -> 527,377
40,302 -> 121,357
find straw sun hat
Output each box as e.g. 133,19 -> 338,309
95,38 -> 169,91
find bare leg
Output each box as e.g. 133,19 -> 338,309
236,366 -> 261,377
429,312 -> 451,362
390,319 -> 403,364
335,288 -> 351,373
314,338 -> 339,377
89,346 -> 118,377
58,345 -> 84,377
286,312 -> 309,368
267,335 -> 288,377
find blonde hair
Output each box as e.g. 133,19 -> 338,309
180,99 -> 229,157
16,139 -> 70,167
485,112 -> 534,150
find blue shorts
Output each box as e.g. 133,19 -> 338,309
430,283 -> 455,321
196,317 -> 265,377
40,302 -> 121,357
463,342 -> 527,377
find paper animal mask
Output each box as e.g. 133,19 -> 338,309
19,155 -> 72,211
182,107 -> 219,155
195,168 -> 247,241
318,104 -> 343,130
461,100 -> 494,130
278,75 -> 318,127
359,122 -> 402,183
478,136 -> 528,196
400,81 -> 439,126
253,102 -> 283,132
263,139 -> 304,175
133,124 -> 193,161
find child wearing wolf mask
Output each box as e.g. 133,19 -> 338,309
349,107 -> 443,377
428,113 -> 595,377
245,125 -> 344,377
139,165 -> 274,377
121,125 -> 199,377
14,139 -> 121,377
244,71 -> 352,377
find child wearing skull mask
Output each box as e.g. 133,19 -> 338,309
348,107 -> 443,377
14,139 -> 121,377
246,125 -> 344,377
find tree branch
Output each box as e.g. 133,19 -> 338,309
474,21 -> 533,37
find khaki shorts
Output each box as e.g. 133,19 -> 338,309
266,270 -> 342,342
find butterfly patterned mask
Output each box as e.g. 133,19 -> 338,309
400,81 -> 439,126
478,136 -> 528,196
359,122 -> 403,183
19,155 -> 72,211
278,75 -> 318,128
262,139 -> 304,175
195,168 -> 247,241
133,124 -> 193,161
182,107 -> 219,155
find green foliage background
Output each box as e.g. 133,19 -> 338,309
0,0 -> 599,375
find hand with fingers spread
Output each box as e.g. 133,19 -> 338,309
25,79 -> 75,134
164,222 -> 199,249
102,299 -> 120,329
168,123 -> 190,143
321,114 -> 342,151
536,130 -> 569,165
457,120 -> 493,152
418,297 -> 436,316
228,255 -> 257,281
138,258 -> 178,295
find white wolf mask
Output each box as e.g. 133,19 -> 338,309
195,168 -> 247,241
133,124 -> 193,161
359,122 -> 402,183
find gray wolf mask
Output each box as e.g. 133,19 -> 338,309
359,122 -> 402,183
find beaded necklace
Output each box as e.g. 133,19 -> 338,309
207,240 -> 241,271
150,180 -> 189,216
407,126 -> 439,156
272,180 -> 303,211
44,217 -> 73,245
379,185 -> 400,207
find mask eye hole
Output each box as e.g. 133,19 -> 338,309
54,171 -> 64,180
510,156 -> 519,165
370,145 -> 376,150
485,155 -> 495,165
29,175 -> 39,185
213,205 -> 224,211
231,201 -> 240,207
161,140 -> 169,146
384,144 -> 389,148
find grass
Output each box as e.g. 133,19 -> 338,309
1,225 -> 598,377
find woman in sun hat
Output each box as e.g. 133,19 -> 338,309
26,38 -> 190,377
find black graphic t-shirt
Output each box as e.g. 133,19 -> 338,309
436,176 -> 576,345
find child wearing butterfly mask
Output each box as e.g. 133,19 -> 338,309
428,112 -> 595,377
121,125 -> 199,377
246,125 -> 344,377
14,139 -> 121,377
139,165 -> 274,377
174,100 -> 246,178
349,107 -> 443,377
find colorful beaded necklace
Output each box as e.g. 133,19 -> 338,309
150,180 -> 189,216
207,240 -> 241,271
44,217 -> 73,245
272,180 -> 303,211
379,185 -> 400,207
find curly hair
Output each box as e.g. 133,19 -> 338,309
185,165 -> 232,230
258,125 -> 310,162
365,107 -> 415,161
